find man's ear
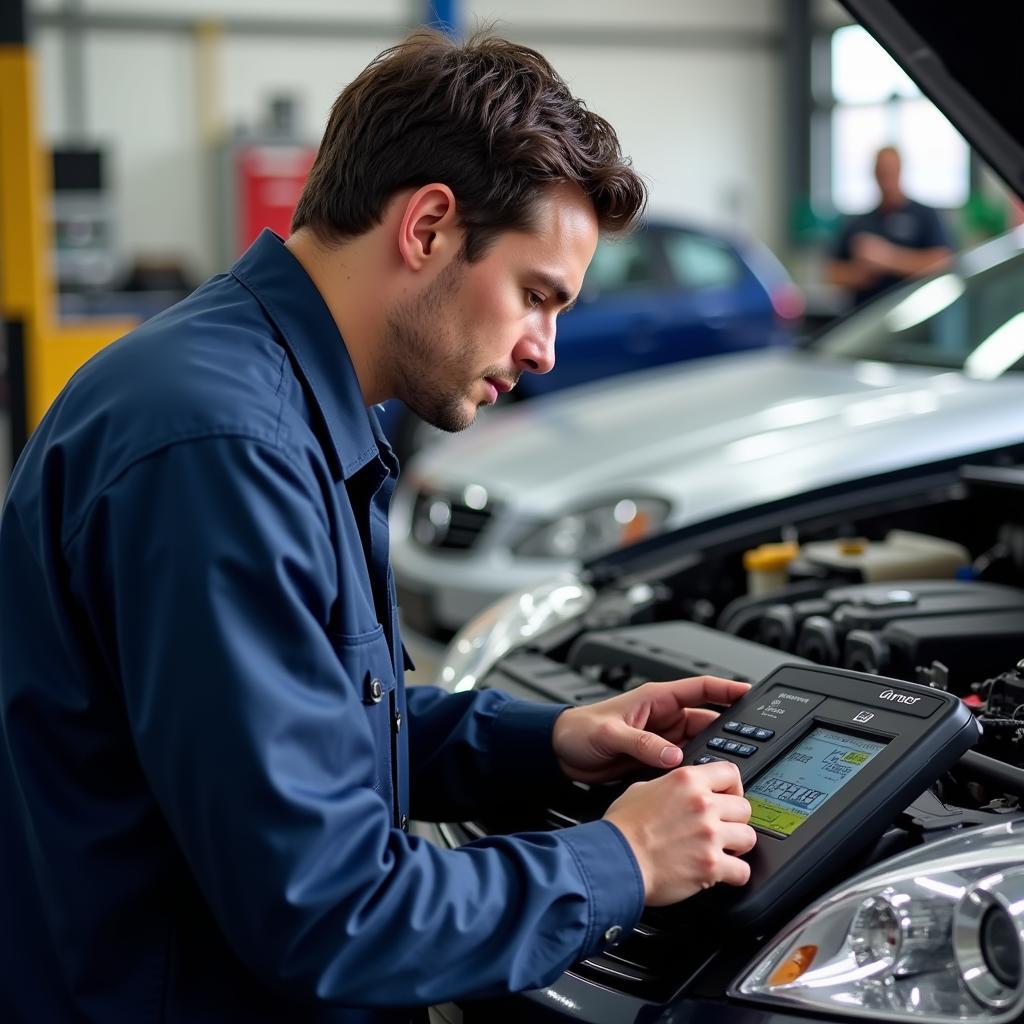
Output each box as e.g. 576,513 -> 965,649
397,184 -> 460,271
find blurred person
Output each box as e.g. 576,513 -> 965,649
0,29 -> 755,1024
826,145 -> 954,307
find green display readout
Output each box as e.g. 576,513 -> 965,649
746,728 -> 886,837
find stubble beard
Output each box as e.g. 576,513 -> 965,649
383,259 -> 502,434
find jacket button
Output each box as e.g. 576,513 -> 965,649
393,711 -> 402,733
370,678 -> 383,703
604,925 -> 623,946
400,814 -> 409,832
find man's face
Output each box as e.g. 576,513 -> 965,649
874,149 -> 903,204
382,182 -> 599,434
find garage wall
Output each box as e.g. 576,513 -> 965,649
536,44 -> 782,252
473,0 -> 778,31
30,0 -> 785,280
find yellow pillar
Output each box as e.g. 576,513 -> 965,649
0,30 -> 133,448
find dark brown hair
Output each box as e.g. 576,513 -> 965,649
292,28 -> 647,260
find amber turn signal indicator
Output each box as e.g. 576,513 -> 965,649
768,944 -> 818,986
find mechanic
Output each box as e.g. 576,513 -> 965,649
0,29 -> 756,1023
826,145 -> 954,307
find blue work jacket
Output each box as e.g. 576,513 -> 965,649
0,230 -> 644,1022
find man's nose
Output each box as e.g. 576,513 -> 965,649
512,319 -> 556,375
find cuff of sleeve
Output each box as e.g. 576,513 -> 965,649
560,819 -> 645,959
489,699 -> 569,789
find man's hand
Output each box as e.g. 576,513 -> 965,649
851,231 -> 903,273
552,675 -> 749,784
851,232 -> 952,278
604,761 -> 756,905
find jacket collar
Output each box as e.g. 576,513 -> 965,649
230,229 -> 392,480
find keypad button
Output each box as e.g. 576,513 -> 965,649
753,727 -> 774,741
723,740 -> 742,753
723,721 -> 744,734
734,743 -> 757,757
739,724 -> 758,737
708,737 -> 727,750
696,754 -> 724,764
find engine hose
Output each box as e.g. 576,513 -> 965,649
717,579 -> 830,634
978,718 -> 1024,731
960,750 -> 1024,796
718,603 -> 769,639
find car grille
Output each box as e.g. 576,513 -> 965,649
411,488 -> 495,551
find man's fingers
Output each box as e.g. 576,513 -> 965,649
717,852 -> 753,888
585,678 -> 751,777
717,794 -> 753,823
721,822 -> 757,855
680,707 -> 720,739
645,676 -> 750,716
686,760 -> 744,796
652,707 -> 719,746
602,720 -> 684,770
606,762 -> 756,905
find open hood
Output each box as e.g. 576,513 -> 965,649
841,0 -> 1024,199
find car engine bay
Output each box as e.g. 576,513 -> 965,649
439,460 -> 1024,1010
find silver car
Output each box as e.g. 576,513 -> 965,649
391,227 -> 1024,641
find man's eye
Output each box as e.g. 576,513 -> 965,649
526,291 -> 544,308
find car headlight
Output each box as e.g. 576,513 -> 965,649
732,818 -> 1024,1022
438,575 -> 595,693
511,497 -> 671,560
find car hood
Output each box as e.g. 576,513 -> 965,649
405,351 -> 1024,526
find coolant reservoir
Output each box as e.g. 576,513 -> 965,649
744,541 -> 801,596
799,530 -> 969,582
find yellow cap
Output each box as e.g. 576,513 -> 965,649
837,537 -> 867,555
743,541 -> 800,572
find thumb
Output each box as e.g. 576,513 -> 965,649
608,721 -> 682,769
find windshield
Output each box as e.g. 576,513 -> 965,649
813,238 -> 1024,376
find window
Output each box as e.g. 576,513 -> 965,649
815,246 -> 1024,374
582,233 -> 661,297
825,25 -> 969,214
662,231 -> 742,290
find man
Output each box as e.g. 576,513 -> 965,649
0,30 -> 755,1022
826,145 -> 954,307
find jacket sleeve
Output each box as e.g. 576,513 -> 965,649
405,685 -> 575,822
67,435 -> 644,1007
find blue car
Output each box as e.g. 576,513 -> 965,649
378,220 -> 802,459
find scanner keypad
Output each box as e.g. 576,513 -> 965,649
709,721 -> 775,758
